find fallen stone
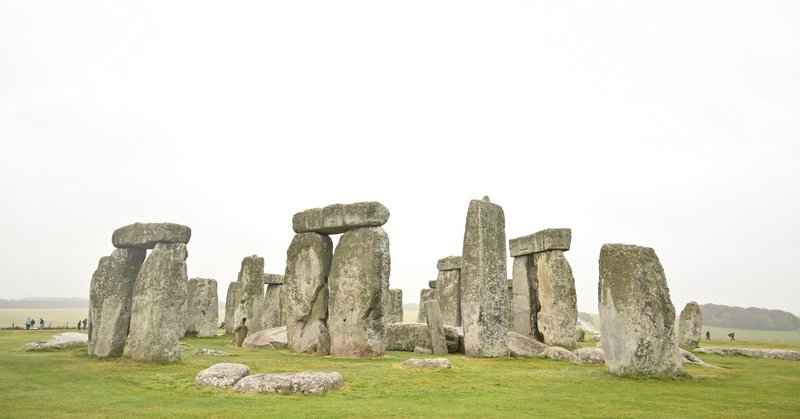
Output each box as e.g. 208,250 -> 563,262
233,371 -> 344,395
195,363 -> 251,388
542,346 -> 572,360
401,358 -> 452,369
508,228 -> 571,257
679,348 -> 719,368
185,277 -> 219,338
112,222 -> 191,249
263,273 -> 284,285
694,347 -> 800,361
436,256 -> 462,271
292,202 -> 390,234
533,250 -> 577,348
677,302 -> 703,349
571,347 -> 605,364
196,348 -> 230,356
435,269 -> 461,326
24,333 -> 88,351
507,331 -> 548,357
386,289 -> 403,324
242,326 -> 288,350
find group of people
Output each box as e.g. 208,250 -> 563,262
76,318 -> 88,330
24,317 -> 44,330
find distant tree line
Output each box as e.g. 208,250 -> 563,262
0,298 -> 89,308
701,303 -> 800,330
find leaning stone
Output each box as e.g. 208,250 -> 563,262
242,326 -> 288,350
196,348 -> 230,356
507,331 -> 548,357
417,288 -> 435,323
262,284 -> 283,329
185,278 -> 219,338
128,243 -> 188,363
510,256 -> 537,338
386,289 -> 403,324
508,228 -> 571,257
328,227 -> 390,357
533,251 -> 577,348
694,347 -> 800,361
24,333 -> 88,351
292,202 -> 390,234
436,256 -> 462,271
284,233 -> 333,355
401,358 -> 452,369
263,273 -> 284,285
424,300 -> 448,355
195,363 -> 251,388
112,222 -> 191,249
599,244 -> 682,377
543,346 -> 572,360
677,302 -> 703,349
88,248 -> 146,357
679,348 -> 719,368
428,280 -> 437,289
224,281 -> 240,335
571,347 -> 605,364
461,196 -> 509,357
234,255 -> 266,334
435,269 -> 461,326
233,371 -> 344,395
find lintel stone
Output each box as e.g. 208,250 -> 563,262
292,202 -> 389,234
112,222 -> 191,249
508,228 -> 571,257
436,256 -> 462,271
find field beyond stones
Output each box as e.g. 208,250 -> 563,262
2,330 -> 799,418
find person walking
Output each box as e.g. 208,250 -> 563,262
39,318 -> 44,330
706,331 -> 711,340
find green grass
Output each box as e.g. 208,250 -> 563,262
1,330 -> 799,417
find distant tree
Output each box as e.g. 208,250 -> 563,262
701,304 -> 800,330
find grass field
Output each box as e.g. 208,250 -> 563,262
1,330 -> 799,418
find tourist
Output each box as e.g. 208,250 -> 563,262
39,318 -> 44,330
706,331 -> 710,340
83,318 -> 87,329
25,317 -> 32,330
728,332 -> 735,341
77,319 -> 82,330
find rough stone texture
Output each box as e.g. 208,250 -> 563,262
329,227 -> 390,357
112,222 -> 191,249
571,347 -> 605,364
263,273 -> 284,285
428,280 -> 437,289
224,281 -> 240,335
435,269 -> 461,326
461,196 -> 509,358
88,248 -> 146,357
506,279 -> 514,327
386,289 -> 403,324
437,256 -> 462,271
507,331 -> 548,357
694,347 -> 800,361
195,363 -> 251,388
233,371 -> 344,395
196,348 -> 230,356
386,323 -> 461,354
242,326 -> 288,349
578,318 -> 600,334
417,288 -> 435,323
598,243 -> 682,377
534,251 -> 577,348
284,233 -> 333,355
508,228 -> 571,257
128,243 -> 188,362
575,327 -> 585,342
24,333 -> 88,351
424,300 -> 448,355
262,284 -> 284,329
677,301 -> 703,349
234,255 -> 266,334
510,256 -> 537,339
401,358 -> 452,369
543,346 -> 572,360
292,201 -> 390,234
679,348 -> 719,368
185,278 -> 218,338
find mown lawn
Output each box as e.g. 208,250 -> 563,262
1,330 -> 799,418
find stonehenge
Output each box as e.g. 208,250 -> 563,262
678,301 -> 703,349
387,289 -> 403,324
435,256 -> 461,326
185,278 -> 219,338
234,255 -> 266,334
262,274 -> 284,329
417,288 -> 435,323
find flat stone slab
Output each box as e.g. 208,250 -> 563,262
401,358 -> 452,369
112,222 -> 191,249
23,332 -> 88,351
570,347 -> 605,364
436,256 -> 462,271
509,228 -> 571,257
292,202 -> 390,234
507,331 -> 548,357
196,348 -> 231,356
196,363 -> 251,388
242,326 -> 288,350
694,347 -> 800,361
542,346 -> 572,360
233,371 -> 344,395
263,273 -> 284,285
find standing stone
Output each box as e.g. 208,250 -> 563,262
598,243 -> 682,377
284,233 -> 333,355
387,289 -> 403,324
224,281 -> 240,335
461,196 -> 508,358
112,222 -> 191,249
234,255 -> 266,334
678,301 -> 703,349
128,243 -> 188,362
88,248 -> 146,357
328,227 -> 390,357
292,202 -> 390,234
510,255 -> 538,339
506,279 -> 514,326
185,278 -> 219,337
533,251 -> 577,348
417,288 -> 435,323
435,258 -> 461,326
423,300 -> 447,355
262,284 -> 284,329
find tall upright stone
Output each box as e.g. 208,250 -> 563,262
234,255 -> 265,334
424,300 -> 448,355
224,281 -> 240,335
387,289 -> 403,324
678,301 -> 703,349
284,233 -> 333,355
88,248 -> 146,357
461,196 -> 508,358
262,283 -> 284,329
185,278 -> 219,337
598,243 -> 682,377
533,251 -> 577,347
417,288 -> 435,323
510,255 -> 538,339
328,227 -> 390,357
435,256 -> 461,326
128,243 -> 188,362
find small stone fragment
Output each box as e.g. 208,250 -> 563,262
401,358 -> 452,369
233,371 -> 344,395
196,348 -> 230,356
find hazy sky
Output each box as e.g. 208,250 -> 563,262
2,1 -> 799,316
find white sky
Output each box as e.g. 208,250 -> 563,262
1,1 -> 799,315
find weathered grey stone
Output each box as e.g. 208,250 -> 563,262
24,332 -> 88,351
677,301 -> 703,349
386,289 -> 403,324
508,228 -> 571,257
88,248 -> 146,357
401,358 -> 452,369
417,288 -> 435,323
112,222 -> 191,249
534,251 -> 577,348
242,326 -> 288,349
263,273 -> 284,285
233,371 -> 344,395
543,346 -> 572,360
414,346 -> 432,354
195,363 -> 251,388
424,300 -> 447,355
461,196 -> 509,357
196,348 -> 230,356
292,202 -> 390,234
284,233 -> 333,355
185,278 -> 218,338
510,256 -> 537,339
679,348 -> 719,368
435,269 -> 461,326
507,331 -> 548,357
329,227 -> 390,357
224,281 -> 240,335
262,284 -> 283,329
571,347 -> 605,364
437,256 -> 462,271
507,279 -> 514,327
599,244 -> 682,377
694,347 -> 800,361
578,318 -> 600,334
386,323 -> 461,354
575,327 -> 585,342
234,255 -> 265,334
128,243 -> 188,362
428,280 -> 437,289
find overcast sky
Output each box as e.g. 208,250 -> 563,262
2,1 -> 798,316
